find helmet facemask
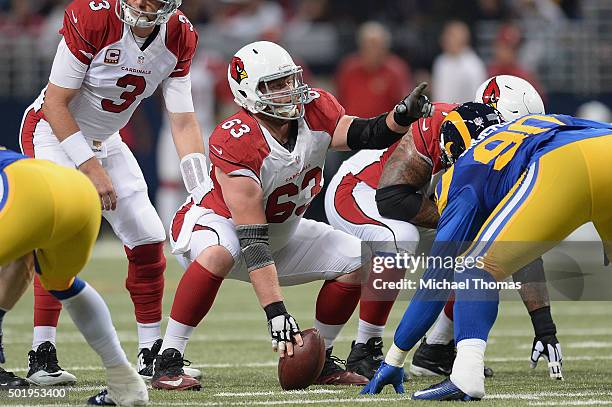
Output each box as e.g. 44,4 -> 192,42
255,67 -> 309,121
116,0 -> 181,28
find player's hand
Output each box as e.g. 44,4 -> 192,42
360,362 -> 405,395
393,82 -> 435,127
267,310 -> 302,358
530,334 -> 563,380
79,158 -> 117,211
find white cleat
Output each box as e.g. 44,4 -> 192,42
106,364 -> 148,406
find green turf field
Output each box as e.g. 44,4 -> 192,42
1,240 -> 611,406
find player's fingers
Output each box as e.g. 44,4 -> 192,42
286,340 -> 294,357
271,339 -> 278,353
109,189 -> 117,211
278,340 -> 286,358
413,82 -> 428,94
294,333 -> 303,347
100,194 -> 111,211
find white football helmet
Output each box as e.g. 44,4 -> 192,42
228,41 -> 309,120
116,0 -> 181,28
474,75 -> 544,121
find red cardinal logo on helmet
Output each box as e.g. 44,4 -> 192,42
481,78 -> 500,109
230,56 -> 248,84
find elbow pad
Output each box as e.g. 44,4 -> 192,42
347,113 -> 405,150
375,184 -> 423,221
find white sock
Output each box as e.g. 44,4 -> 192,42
160,318 -> 194,355
314,320 -> 344,349
137,321 -> 161,350
426,311 -> 454,345
450,339 -> 486,398
60,283 -> 129,368
356,319 -> 385,344
33,326 -> 57,350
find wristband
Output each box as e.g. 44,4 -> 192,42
60,131 -> 94,167
264,301 -> 287,320
530,306 -> 557,337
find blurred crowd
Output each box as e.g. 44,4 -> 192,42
0,0 -> 608,226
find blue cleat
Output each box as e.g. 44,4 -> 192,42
87,389 -> 116,406
360,362 -> 405,395
412,378 -> 481,401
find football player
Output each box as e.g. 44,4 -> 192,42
0,147 -> 147,405
152,40 -> 433,390
18,0 -> 204,384
325,75 -> 558,379
363,104 -> 612,400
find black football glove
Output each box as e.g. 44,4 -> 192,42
530,334 -> 563,380
393,82 -> 435,126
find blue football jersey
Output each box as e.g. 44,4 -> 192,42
433,114 -> 612,252
0,147 -> 27,172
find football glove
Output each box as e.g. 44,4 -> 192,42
530,334 -> 563,380
393,82 -> 435,126
360,362 -> 405,395
265,302 -> 300,353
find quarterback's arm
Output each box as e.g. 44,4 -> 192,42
375,133 -> 439,229
215,169 -> 283,307
330,82 -> 434,151
168,111 -> 205,158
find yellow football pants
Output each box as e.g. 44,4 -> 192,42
466,135 -> 612,281
0,159 -> 100,290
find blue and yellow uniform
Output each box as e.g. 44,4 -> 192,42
434,114 -> 612,279
0,147 -> 101,291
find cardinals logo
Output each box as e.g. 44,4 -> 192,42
481,78 -> 500,109
230,56 -> 248,84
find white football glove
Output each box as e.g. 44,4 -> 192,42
530,334 -> 563,380
268,313 -> 300,353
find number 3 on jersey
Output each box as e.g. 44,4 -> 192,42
222,119 -> 251,138
89,0 -> 110,11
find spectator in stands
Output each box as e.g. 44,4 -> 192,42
335,21 -> 413,117
487,22 -> 546,102
431,20 -> 487,103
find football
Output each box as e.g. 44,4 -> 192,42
277,328 -> 326,390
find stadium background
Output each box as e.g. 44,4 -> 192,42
0,0 -> 610,228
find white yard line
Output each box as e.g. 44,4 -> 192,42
529,400 -> 612,406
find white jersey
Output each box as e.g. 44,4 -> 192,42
30,0 -> 197,142
172,88 -> 345,251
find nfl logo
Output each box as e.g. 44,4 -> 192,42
137,56 -> 145,64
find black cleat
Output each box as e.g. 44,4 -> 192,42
0,334 -> 5,364
410,338 -> 494,378
151,348 -> 201,391
26,341 -> 76,385
0,366 -> 29,388
346,337 -> 410,382
410,338 -> 455,377
136,339 -> 162,380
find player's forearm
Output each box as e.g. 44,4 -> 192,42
170,112 -> 205,159
42,96 -> 81,142
410,197 -> 440,229
249,265 -> 284,308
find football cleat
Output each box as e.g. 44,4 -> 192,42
151,348 -> 201,391
360,362 -> 405,394
412,378 -> 481,401
410,338 -> 454,377
137,339 -> 201,381
0,366 -> 29,387
346,337 -> 410,382
97,364 -> 148,406
313,347 -> 369,386
26,342 -> 77,385
410,339 -> 494,378
0,334 -> 5,364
